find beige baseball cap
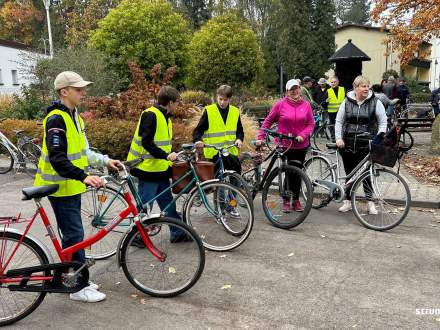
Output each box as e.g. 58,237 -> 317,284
54,71 -> 93,91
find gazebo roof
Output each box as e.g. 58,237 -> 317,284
329,39 -> 371,62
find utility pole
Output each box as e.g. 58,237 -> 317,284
42,0 -> 53,58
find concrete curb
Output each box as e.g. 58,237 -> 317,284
410,200 -> 440,209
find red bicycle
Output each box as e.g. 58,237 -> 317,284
0,160 -> 205,326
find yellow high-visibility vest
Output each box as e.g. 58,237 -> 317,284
328,86 -> 345,113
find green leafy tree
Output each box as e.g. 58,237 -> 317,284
335,0 -> 370,24
172,0 -> 211,29
186,13 -> 264,92
89,0 -> 191,80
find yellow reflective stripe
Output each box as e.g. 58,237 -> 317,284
203,131 -> 236,138
128,149 -> 155,159
36,169 -> 66,182
132,138 -> 171,147
41,150 -> 86,163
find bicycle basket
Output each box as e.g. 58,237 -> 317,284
370,143 -> 399,167
171,161 -> 214,194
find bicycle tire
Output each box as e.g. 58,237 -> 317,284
303,156 -> 335,209
351,167 -> 411,231
398,130 -> 414,152
184,181 -> 254,251
0,232 -> 50,326
81,186 -> 130,260
0,142 -> 14,174
238,153 -> 259,200
20,142 -> 41,178
120,216 -> 205,297
313,125 -> 332,151
261,165 -> 313,229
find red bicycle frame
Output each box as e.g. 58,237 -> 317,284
0,189 -> 166,282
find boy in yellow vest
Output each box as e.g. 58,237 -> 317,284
192,85 -> 244,169
34,71 -> 121,302
127,86 -> 189,242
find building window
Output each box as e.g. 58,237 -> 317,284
11,70 -> 19,85
0,69 -> 3,85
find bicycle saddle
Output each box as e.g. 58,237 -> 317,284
326,143 -> 338,150
182,143 -> 195,150
13,130 -> 24,134
22,184 -> 59,200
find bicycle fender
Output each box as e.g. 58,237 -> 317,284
5,227 -> 54,264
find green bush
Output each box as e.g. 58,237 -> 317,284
0,119 -> 42,144
382,69 -> 399,80
410,92 -> 431,103
186,13 -> 264,92
7,86 -> 46,120
180,90 -> 212,106
89,0 -> 191,81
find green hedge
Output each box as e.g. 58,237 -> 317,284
410,92 -> 431,104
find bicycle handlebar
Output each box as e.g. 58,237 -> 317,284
203,143 -> 237,151
263,128 -> 297,141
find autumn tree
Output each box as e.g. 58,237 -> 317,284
0,0 -> 44,45
371,0 -> 440,64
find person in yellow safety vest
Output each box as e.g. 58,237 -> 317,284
127,86 -> 189,243
326,76 -> 345,141
34,71 -> 122,303
192,84 -> 244,174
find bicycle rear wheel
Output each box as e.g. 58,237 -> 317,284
184,181 -> 254,251
20,142 -> 41,178
351,167 -> 410,231
398,130 -> 413,152
262,165 -> 313,229
304,156 -> 335,208
239,153 -> 259,200
120,217 -> 205,297
0,232 -> 50,326
0,142 -> 13,174
313,125 -> 332,151
81,186 -> 130,260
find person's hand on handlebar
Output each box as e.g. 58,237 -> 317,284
255,140 -> 263,147
106,159 -> 123,171
336,139 -> 345,149
295,136 -> 304,143
83,175 -> 103,188
167,152 -> 178,161
195,141 -> 204,149
235,139 -> 243,148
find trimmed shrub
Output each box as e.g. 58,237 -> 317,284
180,90 -> 212,106
410,92 -> 431,103
0,119 -> 42,144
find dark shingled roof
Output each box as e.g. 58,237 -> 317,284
0,39 -> 31,50
329,39 -> 371,62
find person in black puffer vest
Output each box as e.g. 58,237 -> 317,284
335,75 -> 388,215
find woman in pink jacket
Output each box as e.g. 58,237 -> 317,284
256,79 -> 315,212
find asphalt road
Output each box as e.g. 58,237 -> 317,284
1,173 -> 440,329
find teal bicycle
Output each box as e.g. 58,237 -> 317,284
82,144 -> 254,254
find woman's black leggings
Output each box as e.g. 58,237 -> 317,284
283,147 -> 308,200
339,148 -> 373,200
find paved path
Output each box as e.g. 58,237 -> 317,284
0,174 -> 440,329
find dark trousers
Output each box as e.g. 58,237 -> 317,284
339,148 -> 372,200
283,148 -> 308,200
48,194 -> 85,263
328,112 -> 337,141
138,179 -> 183,237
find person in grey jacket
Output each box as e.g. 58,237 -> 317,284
335,76 -> 388,215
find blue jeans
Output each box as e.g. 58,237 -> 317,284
138,179 -> 184,238
48,194 -> 85,263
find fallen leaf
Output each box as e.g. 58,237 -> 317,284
169,267 -> 176,274
288,252 -> 295,257
320,235 -> 326,238
140,298 -> 146,305
115,281 -> 121,285
396,245 -> 401,248
219,254 -> 227,258
131,294 -> 138,298
221,284 -> 232,290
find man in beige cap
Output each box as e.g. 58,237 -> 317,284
34,71 -> 122,302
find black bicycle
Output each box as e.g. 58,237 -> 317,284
239,129 -> 313,229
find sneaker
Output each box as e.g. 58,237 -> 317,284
88,281 -> 99,290
368,201 -> 378,215
224,207 -> 240,218
338,200 -> 352,213
282,201 -> 291,213
70,286 -> 106,303
292,200 -> 304,212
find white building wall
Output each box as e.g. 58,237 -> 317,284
430,38 -> 440,91
0,45 -> 37,95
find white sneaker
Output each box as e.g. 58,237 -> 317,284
338,200 -> 352,213
368,201 -> 378,215
88,281 -> 99,290
70,286 -> 106,303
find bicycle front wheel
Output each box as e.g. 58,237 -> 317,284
313,125 -> 332,151
0,142 -> 13,174
0,232 -> 50,326
20,142 -> 41,178
81,186 -> 130,260
262,165 -> 313,229
120,217 -> 205,297
304,155 -> 335,209
184,181 -> 254,251
351,167 -> 411,231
